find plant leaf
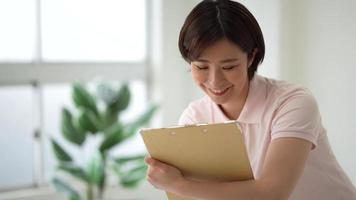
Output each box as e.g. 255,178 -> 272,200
72,82 -> 98,115
109,83 -> 130,113
102,108 -> 118,128
52,177 -> 81,200
86,151 -> 105,186
114,155 -> 146,165
61,108 -> 86,145
118,164 -> 148,188
96,83 -> 117,105
51,139 -> 72,162
58,163 -> 89,182
78,108 -> 103,134
99,123 -> 124,153
124,104 -> 158,139
112,154 -> 146,178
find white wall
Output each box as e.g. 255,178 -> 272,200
150,0 -> 202,126
238,0 -> 281,79
280,0 -> 356,184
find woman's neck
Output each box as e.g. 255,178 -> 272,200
219,80 -> 250,120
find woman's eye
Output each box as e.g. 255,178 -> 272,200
195,65 -> 208,70
222,65 -> 236,70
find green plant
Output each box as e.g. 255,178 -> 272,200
51,82 -> 157,200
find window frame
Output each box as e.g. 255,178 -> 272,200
0,0 -> 152,191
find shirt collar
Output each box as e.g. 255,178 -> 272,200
237,74 -> 267,124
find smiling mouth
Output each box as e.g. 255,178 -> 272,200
208,86 -> 232,96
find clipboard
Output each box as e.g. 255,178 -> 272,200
140,121 -> 254,200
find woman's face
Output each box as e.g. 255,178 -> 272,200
190,39 -> 254,106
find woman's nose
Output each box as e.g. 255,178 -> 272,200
208,69 -> 225,86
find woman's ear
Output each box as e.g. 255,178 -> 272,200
248,48 -> 258,68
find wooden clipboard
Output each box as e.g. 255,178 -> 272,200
140,121 -> 254,200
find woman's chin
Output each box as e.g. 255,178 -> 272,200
207,92 -> 231,105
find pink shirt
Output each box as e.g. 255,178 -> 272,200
178,75 -> 356,199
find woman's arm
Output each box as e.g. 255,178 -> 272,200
145,137 -> 312,200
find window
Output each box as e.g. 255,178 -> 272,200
0,0 -> 149,190
41,0 -> 146,62
0,86 -> 35,189
0,0 -> 37,61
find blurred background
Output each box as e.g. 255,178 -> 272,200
0,0 -> 355,199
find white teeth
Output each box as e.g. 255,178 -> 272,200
212,89 -> 224,93
209,86 -> 230,94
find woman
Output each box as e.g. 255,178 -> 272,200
145,0 -> 356,199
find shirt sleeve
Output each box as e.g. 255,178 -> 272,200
271,89 -> 321,148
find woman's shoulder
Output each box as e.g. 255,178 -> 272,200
178,96 -> 213,125
254,76 -> 320,122
258,76 -> 323,148
188,96 -> 212,108
260,75 -> 316,104
258,76 -> 320,124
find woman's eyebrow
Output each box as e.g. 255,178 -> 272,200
195,58 -> 239,63
220,58 -> 239,63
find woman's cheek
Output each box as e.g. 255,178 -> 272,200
226,68 -> 248,85
192,71 -> 206,84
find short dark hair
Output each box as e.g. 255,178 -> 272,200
178,0 -> 265,80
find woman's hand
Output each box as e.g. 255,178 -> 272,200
144,156 -> 186,194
